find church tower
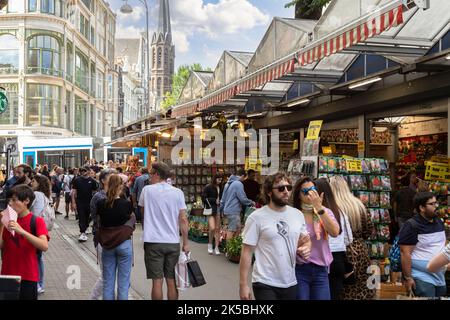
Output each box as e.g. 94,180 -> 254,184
150,0 -> 175,111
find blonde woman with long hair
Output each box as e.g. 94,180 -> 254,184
329,175 -> 375,300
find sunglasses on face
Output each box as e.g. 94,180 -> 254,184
272,185 -> 293,192
301,185 -> 317,195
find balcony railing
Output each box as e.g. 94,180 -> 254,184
27,67 -> 63,77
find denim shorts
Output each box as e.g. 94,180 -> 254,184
225,214 -> 241,232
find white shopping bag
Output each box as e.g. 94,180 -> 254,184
175,252 -> 191,291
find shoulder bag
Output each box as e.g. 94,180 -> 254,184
98,213 -> 136,250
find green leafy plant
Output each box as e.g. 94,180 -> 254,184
285,0 -> 331,19
225,236 -> 243,258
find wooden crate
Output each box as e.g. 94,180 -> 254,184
376,283 -> 409,300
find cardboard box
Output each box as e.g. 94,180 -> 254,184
376,283 -> 408,300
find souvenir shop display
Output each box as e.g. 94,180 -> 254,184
318,156 -> 393,263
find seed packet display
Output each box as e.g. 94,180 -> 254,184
327,158 -> 337,173
183,167 -> 189,176
361,159 -> 370,174
370,176 -> 383,191
337,158 -> 347,173
381,176 -> 391,191
190,167 -> 196,175
183,177 -> 189,185
319,157 -> 328,172
350,175 -> 367,190
370,159 -> 381,173
196,185 -> 203,194
380,192 -> 390,208
370,243 -> 384,258
377,225 -> 390,241
368,227 -> 378,241
358,191 -> 370,207
379,209 -> 391,223
196,177 -> 202,185
196,167 -> 202,175
380,159 -> 389,173
369,208 -> 380,223
369,192 -> 380,207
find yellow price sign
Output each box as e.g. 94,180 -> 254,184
306,120 -> 323,140
425,161 -> 450,182
346,159 -> 362,173
293,139 -> 299,150
358,141 -> 365,152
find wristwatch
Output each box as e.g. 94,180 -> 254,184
317,208 -> 325,215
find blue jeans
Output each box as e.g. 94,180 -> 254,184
102,239 -> 133,300
38,254 -> 44,289
296,263 -> 331,300
414,278 -> 447,298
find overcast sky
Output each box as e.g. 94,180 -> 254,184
110,0 -> 294,69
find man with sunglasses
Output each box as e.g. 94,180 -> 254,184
399,192 -> 446,298
240,172 -> 311,300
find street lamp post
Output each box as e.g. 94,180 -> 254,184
120,0 -> 150,117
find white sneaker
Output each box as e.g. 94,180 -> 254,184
78,233 -> 87,242
214,247 -> 221,255
37,286 -> 45,294
207,244 -> 213,254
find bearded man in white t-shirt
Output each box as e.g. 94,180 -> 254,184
138,162 -> 189,300
240,172 -> 311,300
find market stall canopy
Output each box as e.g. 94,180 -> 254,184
178,71 -> 213,105
108,119 -> 180,146
169,0 -> 406,117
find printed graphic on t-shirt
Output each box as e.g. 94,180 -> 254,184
276,220 -> 294,267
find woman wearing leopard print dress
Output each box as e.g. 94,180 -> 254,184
329,176 -> 375,300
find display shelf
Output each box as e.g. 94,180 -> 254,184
327,142 -> 393,146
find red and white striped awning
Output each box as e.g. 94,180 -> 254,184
298,4 -> 404,66
198,86 -> 237,111
171,100 -> 198,118
236,58 -> 296,93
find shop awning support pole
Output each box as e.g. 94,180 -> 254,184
358,115 -> 366,158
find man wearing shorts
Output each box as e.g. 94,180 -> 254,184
139,162 -> 189,300
220,169 -> 255,243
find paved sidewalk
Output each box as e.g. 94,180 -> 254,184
38,211 -> 143,300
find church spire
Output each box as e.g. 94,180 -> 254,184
158,0 -> 171,39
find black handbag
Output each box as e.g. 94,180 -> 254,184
187,259 -> 206,287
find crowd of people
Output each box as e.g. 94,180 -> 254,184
0,159 -> 448,301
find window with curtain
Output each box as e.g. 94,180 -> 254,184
75,51 -> 88,91
0,34 -> 20,74
75,96 -> 88,135
27,34 -> 61,76
0,84 -> 18,125
26,84 -> 61,127
28,0 -> 37,12
7,1 -> 24,13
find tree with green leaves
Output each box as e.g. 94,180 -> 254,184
160,63 -> 210,111
285,0 -> 332,19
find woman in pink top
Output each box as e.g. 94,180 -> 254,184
293,177 -> 340,300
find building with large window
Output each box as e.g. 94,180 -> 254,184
0,0 -> 118,168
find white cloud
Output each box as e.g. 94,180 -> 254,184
171,0 -> 270,38
172,30 -> 190,53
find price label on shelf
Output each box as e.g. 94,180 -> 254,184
346,159 -> 362,172
306,120 -> 323,140
322,146 -> 333,155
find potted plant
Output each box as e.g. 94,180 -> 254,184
190,198 -> 204,216
225,236 -> 242,264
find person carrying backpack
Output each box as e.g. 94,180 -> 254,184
0,185 -> 49,300
30,174 -> 55,295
